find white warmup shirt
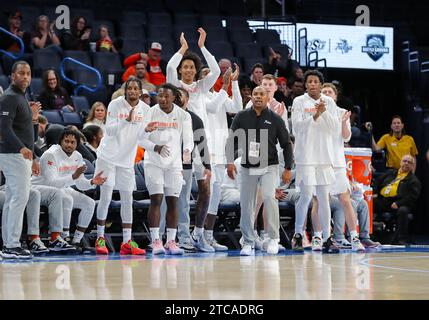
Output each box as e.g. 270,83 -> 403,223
291,93 -> 339,166
166,46 -> 220,150
32,144 -> 94,191
143,104 -> 194,169
96,96 -> 155,168
332,107 -> 351,169
205,80 -> 242,164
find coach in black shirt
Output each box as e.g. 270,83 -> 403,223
0,61 -> 39,259
225,86 -> 293,256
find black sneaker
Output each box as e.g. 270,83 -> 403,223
292,233 -> 304,253
28,238 -> 50,255
2,247 -> 33,260
48,237 -> 76,253
71,241 -> 96,255
322,237 -> 340,254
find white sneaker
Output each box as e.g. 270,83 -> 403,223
311,236 -> 323,252
266,239 -> 279,255
253,230 -> 264,250
240,244 -> 254,256
351,237 -> 366,252
208,238 -> 228,251
278,243 -> 286,252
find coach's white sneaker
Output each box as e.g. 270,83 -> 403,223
240,244 -> 254,256
266,239 -> 279,255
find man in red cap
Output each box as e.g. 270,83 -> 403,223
122,42 -> 167,85
0,10 -> 32,53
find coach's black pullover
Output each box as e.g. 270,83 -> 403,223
0,85 -> 34,153
225,106 -> 293,169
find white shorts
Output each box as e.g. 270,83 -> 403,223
295,165 -> 335,186
144,163 -> 183,197
330,167 -> 351,195
95,158 -> 135,192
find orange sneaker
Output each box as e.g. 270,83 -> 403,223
95,237 -> 109,255
120,240 -> 146,255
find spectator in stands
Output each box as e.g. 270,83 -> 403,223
146,42 -> 167,86
239,77 -> 252,108
331,80 -> 354,111
38,69 -> 74,112
122,42 -> 167,86
31,15 -> 60,50
274,76 -> 290,105
0,10 -> 32,53
83,101 -> 106,132
82,124 -> 103,159
135,61 -> 156,92
96,24 -> 117,53
292,67 -> 304,81
372,115 -> 419,170
61,16 -> 91,51
35,115 -> 48,150
122,52 -> 148,82
140,89 -> 152,106
347,110 -> 372,148
213,58 -> 232,96
263,47 -> 291,79
284,78 -> 304,107
249,63 -> 264,90
373,154 -> 421,244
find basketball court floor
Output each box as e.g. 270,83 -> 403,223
1,247 -> 429,300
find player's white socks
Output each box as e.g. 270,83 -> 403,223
97,225 -> 105,238
72,230 -> 84,244
150,228 -> 160,241
314,231 -> 322,239
194,227 -> 204,237
61,230 -> 70,238
350,230 -> 358,240
123,228 -> 132,243
167,228 -> 177,243
204,229 -> 213,241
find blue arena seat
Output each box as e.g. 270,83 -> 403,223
62,111 -> 83,127
42,110 -> 63,124
71,95 -> 90,113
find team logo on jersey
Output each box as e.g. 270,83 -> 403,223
361,35 -> 389,61
47,160 -> 53,166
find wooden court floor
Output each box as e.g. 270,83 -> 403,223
1,249 -> 429,300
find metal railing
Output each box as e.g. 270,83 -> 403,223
60,57 -> 102,96
0,27 -> 25,59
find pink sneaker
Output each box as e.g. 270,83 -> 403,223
152,239 -> 165,255
164,240 -> 184,255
